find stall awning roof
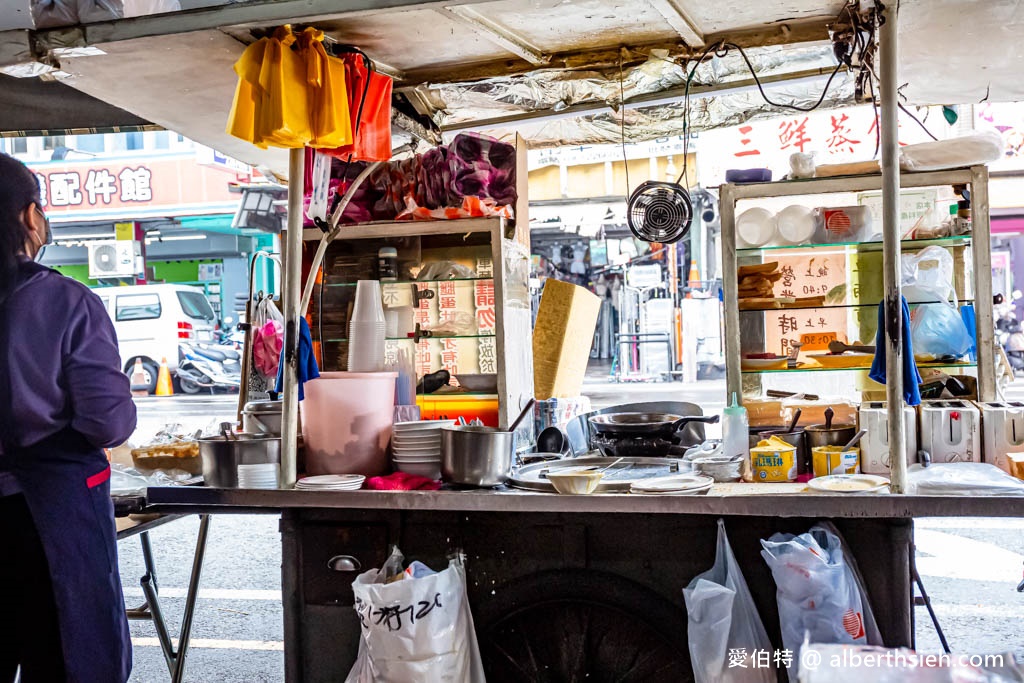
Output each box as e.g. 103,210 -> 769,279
0,73 -> 151,136
0,0 -> 1018,173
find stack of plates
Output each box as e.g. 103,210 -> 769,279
391,420 -> 456,480
295,474 -> 365,491
630,473 -> 714,496
237,463 -> 279,490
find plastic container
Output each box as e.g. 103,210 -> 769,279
775,205 -> 815,245
301,371 -> 398,476
812,206 -> 871,243
721,393 -> 749,465
736,208 -> 777,247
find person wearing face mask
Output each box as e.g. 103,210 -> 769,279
0,153 -> 136,682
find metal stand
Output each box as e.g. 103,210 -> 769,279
127,515 -> 212,683
910,543 -> 951,653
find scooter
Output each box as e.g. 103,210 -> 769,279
177,342 -> 242,394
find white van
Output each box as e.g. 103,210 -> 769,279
91,284 -> 218,393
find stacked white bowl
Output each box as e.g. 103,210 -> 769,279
391,419 -> 457,480
237,463 -> 279,489
295,474 -> 365,491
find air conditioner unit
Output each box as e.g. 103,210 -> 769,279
88,241 -> 141,279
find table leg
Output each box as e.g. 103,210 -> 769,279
136,514 -> 212,682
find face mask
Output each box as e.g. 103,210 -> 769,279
31,205 -> 52,261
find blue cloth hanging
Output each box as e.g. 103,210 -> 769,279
276,317 -> 320,400
868,297 -> 922,406
960,303 -> 977,362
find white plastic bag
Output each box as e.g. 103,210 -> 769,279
684,519 -> 775,683
346,550 -> 485,683
901,246 -> 956,304
760,523 -> 882,677
907,463 -> 1024,496
899,131 -> 1005,172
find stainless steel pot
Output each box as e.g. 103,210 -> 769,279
805,423 -> 857,449
199,434 -> 281,488
241,400 -> 283,436
441,425 -> 514,487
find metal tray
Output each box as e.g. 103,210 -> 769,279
508,456 -> 690,493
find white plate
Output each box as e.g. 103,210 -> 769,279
807,474 -> 889,493
392,441 -> 441,450
393,447 -> 441,456
394,420 -> 456,432
296,475 -> 365,487
630,486 -> 712,496
630,474 -> 714,493
393,433 -> 442,442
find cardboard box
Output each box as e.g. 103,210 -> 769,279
533,280 -> 601,400
1007,453 -> 1024,481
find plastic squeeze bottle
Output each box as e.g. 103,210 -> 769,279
721,392 -> 750,465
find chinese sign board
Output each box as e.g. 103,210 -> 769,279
28,154 -> 240,223
761,249 -> 849,355
697,104 -> 938,187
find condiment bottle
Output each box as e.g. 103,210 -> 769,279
721,392 -> 750,473
378,247 -> 398,281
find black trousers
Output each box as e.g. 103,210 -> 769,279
0,494 -> 66,682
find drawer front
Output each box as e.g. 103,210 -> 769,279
301,523 -> 389,606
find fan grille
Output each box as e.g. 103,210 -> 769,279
627,181 -> 693,244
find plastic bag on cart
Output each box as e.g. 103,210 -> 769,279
907,463 -> 1024,496
683,519 -> 775,682
761,522 -> 882,677
346,548 -> 485,683
910,302 -> 974,361
901,246 -> 956,304
252,295 -> 284,379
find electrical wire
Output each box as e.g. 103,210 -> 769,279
898,102 -> 939,141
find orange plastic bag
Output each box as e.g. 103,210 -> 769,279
321,54 -> 392,162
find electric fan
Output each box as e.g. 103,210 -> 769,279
626,180 -> 693,244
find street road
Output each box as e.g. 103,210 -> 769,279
122,386 -> 1024,682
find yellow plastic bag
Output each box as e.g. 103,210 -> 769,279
297,27 -> 353,148
258,26 -> 312,148
226,37 -> 268,146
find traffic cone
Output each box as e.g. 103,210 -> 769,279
686,261 -> 700,298
156,357 -> 174,396
130,358 -> 149,398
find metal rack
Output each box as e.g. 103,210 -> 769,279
721,165 -> 994,402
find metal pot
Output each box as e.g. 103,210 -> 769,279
589,413 -> 720,441
199,434 -> 281,488
805,423 -> 857,450
441,425 -> 514,487
241,400 -> 283,436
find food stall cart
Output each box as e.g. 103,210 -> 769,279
3,0 -> 1024,681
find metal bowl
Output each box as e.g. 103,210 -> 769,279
455,373 -> 499,393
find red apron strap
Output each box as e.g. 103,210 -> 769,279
86,465 -> 111,489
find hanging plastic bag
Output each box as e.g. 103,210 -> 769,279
322,54 -> 393,162
901,246 -> 955,303
683,519 -> 775,683
296,27 -> 353,149
252,296 -> 284,379
910,302 -> 974,360
760,523 -> 882,678
345,549 -> 485,683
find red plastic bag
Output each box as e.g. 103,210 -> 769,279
321,54 -> 392,162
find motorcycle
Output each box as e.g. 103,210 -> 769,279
995,291 -> 1024,375
177,342 -> 242,394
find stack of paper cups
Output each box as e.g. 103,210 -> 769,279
348,280 -> 386,372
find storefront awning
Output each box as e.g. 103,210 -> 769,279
0,73 -> 151,136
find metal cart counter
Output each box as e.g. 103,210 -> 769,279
145,485 -> 1024,683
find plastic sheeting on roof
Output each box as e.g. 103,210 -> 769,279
423,43 -> 853,148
